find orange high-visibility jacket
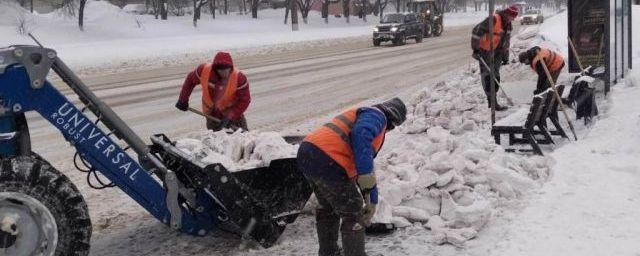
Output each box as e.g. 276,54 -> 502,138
200,63 -> 240,115
532,48 -> 565,73
479,13 -> 504,51
304,108 -> 386,179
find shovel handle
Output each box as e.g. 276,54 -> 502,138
188,107 -> 222,123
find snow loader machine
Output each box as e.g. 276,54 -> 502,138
0,45 -> 312,255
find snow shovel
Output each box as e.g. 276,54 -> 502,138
478,57 -> 516,106
540,61 -> 578,141
150,134 -> 313,247
188,107 -> 222,123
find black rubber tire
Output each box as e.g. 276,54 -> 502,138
373,39 -> 381,46
416,33 -> 423,43
433,23 -> 443,37
424,23 -> 433,38
0,156 -> 92,256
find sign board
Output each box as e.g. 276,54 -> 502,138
568,0 -> 632,92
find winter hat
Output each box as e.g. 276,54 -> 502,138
212,52 -> 234,69
373,97 -> 407,129
504,5 -> 519,17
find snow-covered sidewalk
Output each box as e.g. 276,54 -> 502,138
487,79 -> 640,256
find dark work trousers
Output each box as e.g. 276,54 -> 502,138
479,53 -> 502,107
297,142 -> 366,256
205,115 -> 249,131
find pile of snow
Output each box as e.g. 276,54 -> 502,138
367,69 -> 553,246
175,130 -> 298,171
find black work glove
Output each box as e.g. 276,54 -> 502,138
175,101 -> 188,111
502,59 -> 509,65
219,118 -> 231,128
472,50 -> 482,60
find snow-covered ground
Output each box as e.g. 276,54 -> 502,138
138,6 -> 640,256
1,0 -> 490,71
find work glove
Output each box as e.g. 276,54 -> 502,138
471,50 -> 482,61
502,59 -> 509,65
175,101 -> 188,111
219,118 -> 231,128
357,173 -> 378,226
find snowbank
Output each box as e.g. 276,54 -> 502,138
175,130 -> 298,171
367,69 -> 553,246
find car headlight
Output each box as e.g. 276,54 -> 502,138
373,27 -> 379,32
390,27 -> 398,32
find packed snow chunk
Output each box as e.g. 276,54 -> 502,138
392,206 -> 431,222
391,216 -> 412,228
485,163 -> 539,196
424,215 -> 446,230
432,227 -> 479,247
1,214 -> 19,235
402,196 -> 441,216
439,191 -> 491,231
175,131 -> 297,171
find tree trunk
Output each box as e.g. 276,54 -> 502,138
78,0 -> 87,31
242,0 -> 247,14
161,0 -> 168,20
284,0 -> 290,24
224,0 -> 228,14
343,0 -> 350,23
210,0 -> 216,19
322,0 -> 329,23
251,0 -> 258,18
291,0 -> 299,30
361,0 -> 367,22
395,0 -> 399,12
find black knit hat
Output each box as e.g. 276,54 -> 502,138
374,97 -> 407,128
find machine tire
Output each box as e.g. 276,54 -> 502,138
416,33 -> 423,43
0,156 -> 91,256
433,22 -> 443,37
423,23 -> 433,38
373,39 -> 381,46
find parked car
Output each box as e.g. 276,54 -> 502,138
521,9 -> 544,25
373,13 -> 423,46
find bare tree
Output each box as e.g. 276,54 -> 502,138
250,0 -> 259,18
291,0 -> 299,30
284,0 -> 290,23
78,0 -> 87,31
321,0 -> 330,23
151,0 -> 169,19
373,0 -> 388,18
209,0 -> 216,19
297,0 -> 316,23
342,0 -> 350,23
169,0 -> 189,16
192,0 -> 209,27
224,0 -> 228,14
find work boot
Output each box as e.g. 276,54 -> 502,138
341,217 -> 367,256
495,105 -> 508,111
317,209 -> 341,256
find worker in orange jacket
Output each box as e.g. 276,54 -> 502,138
471,5 -> 519,111
297,98 -> 407,256
175,52 -> 251,131
518,46 -> 565,94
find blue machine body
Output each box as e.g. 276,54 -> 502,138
0,64 -> 217,235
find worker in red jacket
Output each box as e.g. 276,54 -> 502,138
175,52 -> 251,131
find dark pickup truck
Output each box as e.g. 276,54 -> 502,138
373,13 -> 423,46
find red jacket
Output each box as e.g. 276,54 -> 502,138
178,53 -> 251,120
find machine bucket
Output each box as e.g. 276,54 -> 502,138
149,134 -> 312,247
